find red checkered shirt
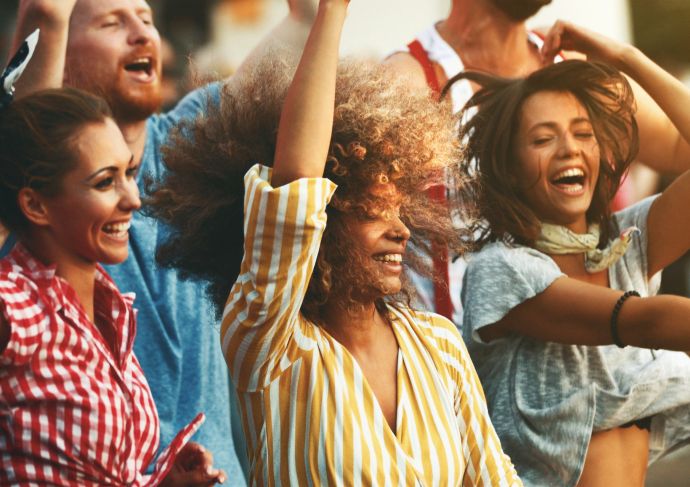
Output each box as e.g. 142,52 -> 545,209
0,244 -> 204,486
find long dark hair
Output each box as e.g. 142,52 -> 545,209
445,59 -> 639,248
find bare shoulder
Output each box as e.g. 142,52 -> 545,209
382,52 -> 430,91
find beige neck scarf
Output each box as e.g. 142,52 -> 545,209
534,223 -> 640,273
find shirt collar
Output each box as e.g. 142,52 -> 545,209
7,242 -> 136,326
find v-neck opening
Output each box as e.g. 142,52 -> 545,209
319,313 -> 404,438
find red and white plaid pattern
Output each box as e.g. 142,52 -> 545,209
0,244 -> 179,486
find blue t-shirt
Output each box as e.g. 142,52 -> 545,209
103,86 -> 245,484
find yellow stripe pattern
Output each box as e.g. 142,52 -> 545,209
221,164 -> 522,486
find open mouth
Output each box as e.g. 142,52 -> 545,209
124,57 -> 155,80
550,167 -> 586,193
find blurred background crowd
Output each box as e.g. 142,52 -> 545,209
3,0 -> 690,105
3,0 -> 689,300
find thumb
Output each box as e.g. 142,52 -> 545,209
167,466 -> 226,486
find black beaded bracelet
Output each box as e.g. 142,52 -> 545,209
610,290 -> 640,348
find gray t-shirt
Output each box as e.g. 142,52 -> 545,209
462,195 -> 690,486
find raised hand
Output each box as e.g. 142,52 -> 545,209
11,0 -> 78,97
541,20 -> 629,68
16,0 -> 77,29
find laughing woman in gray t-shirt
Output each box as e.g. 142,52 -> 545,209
450,22 -> 690,487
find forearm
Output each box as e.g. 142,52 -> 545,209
494,277 -> 690,351
11,1 -> 72,98
271,1 -> 348,186
619,47 -> 690,143
618,294 -> 690,350
619,47 -> 690,174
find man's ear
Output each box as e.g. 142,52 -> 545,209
17,188 -> 51,227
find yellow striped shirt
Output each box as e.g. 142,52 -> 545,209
221,164 -> 522,486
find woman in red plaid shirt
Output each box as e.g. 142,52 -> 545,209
0,84 -> 225,484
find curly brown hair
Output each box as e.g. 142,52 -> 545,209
147,53 -> 467,320
445,60 -> 639,248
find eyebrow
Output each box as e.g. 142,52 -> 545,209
84,155 -> 135,182
528,117 -> 592,132
92,6 -> 152,21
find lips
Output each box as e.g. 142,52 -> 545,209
550,167 -> 586,194
123,55 -> 157,82
102,221 -> 131,240
373,253 -> 403,263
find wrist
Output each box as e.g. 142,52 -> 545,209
317,0 -> 349,18
615,44 -> 643,72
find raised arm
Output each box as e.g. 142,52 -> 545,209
270,0 -> 349,186
10,0 -> 76,98
221,0 -> 348,392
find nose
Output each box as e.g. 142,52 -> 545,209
387,216 -> 411,244
127,16 -> 158,46
557,132 -> 580,159
120,179 -> 141,212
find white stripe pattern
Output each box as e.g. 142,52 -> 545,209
222,165 -> 522,486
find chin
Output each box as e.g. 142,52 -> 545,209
111,86 -> 163,121
98,251 -> 130,266
379,279 -> 403,296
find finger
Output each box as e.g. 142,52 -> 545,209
541,28 -> 562,65
176,442 -> 216,473
168,467 -> 223,486
192,447 -> 215,471
215,469 -> 227,485
540,21 -> 562,63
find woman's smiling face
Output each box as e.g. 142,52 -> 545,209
38,118 -> 141,266
514,90 -> 601,233
341,182 -> 411,298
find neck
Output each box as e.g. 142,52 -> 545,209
560,217 -> 588,235
320,299 -> 388,353
23,230 -> 97,322
438,0 -> 542,78
117,119 -> 148,165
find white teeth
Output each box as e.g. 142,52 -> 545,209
561,183 -> 584,193
373,254 -> 403,263
103,222 -> 131,235
553,167 -> 585,180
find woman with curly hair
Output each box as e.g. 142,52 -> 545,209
148,0 -> 521,485
455,23 -> 690,486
